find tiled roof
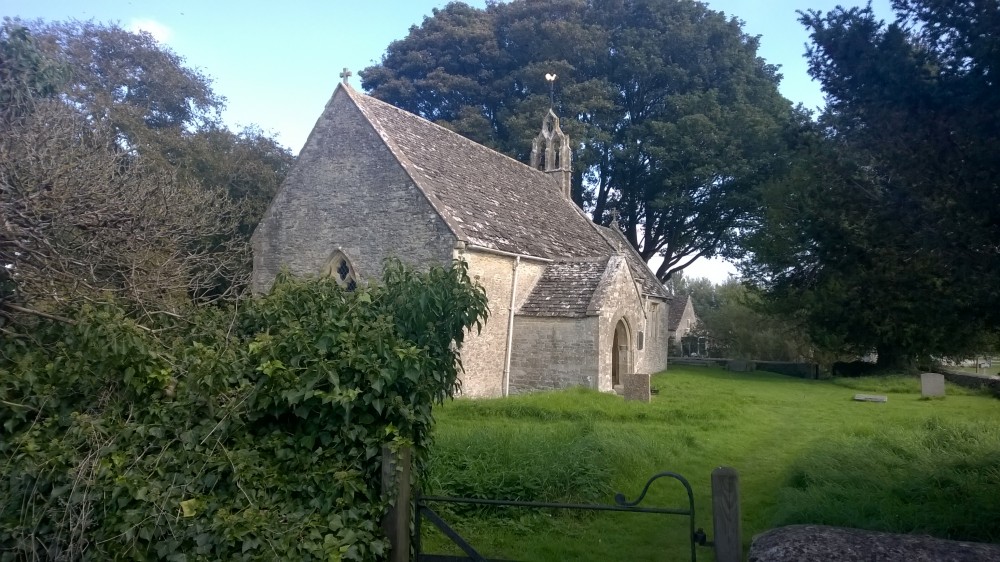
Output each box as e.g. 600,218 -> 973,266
346,87 -> 614,259
518,259 -> 609,317
594,226 -> 670,299
668,295 -> 693,331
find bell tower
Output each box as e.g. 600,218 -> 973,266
530,74 -> 572,199
530,110 -> 572,199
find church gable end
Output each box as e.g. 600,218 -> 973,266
349,91 -> 611,260
251,86 -> 457,293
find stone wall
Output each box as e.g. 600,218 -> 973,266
750,524 -> 1000,561
936,369 -> 1000,398
592,256 -> 646,392
756,361 -> 820,379
508,316 -> 598,393
251,88 -> 456,293
457,250 -> 545,397
637,297 -> 670,375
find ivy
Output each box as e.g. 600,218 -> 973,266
0,260 -> 487,561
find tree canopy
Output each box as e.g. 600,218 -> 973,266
1,20 -> 294,328
740,0 -> 1000,366
361,0 -> 795,280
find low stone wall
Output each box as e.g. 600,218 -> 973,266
669,357 -> 729,368
936,369 -> 1000,398
750,524 -> 1000,561
755,361 -> 819,380
670,357 -> 819,379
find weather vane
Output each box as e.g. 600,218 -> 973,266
545,72 -> 557,108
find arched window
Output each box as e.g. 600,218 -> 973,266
322,250 -> 358,291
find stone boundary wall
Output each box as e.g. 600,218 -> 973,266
749,524 -> 1000,562
755,361 -> 819,379
670,357 -> 819,379
935,369 -> 1000,398
670,357 -> 729,368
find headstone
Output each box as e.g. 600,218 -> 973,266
852,394 -> 887,403
622,373 -> 651,402
921,372 -> 945,398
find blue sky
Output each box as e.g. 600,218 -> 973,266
2,0 -> 895,281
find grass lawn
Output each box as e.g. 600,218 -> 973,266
419,366 -> 1000,561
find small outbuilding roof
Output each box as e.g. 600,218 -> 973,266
668,295 -> 695,331
518,258 -> 610,317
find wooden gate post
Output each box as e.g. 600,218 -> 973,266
712,466 -> 742,562
381,445 -> 412,562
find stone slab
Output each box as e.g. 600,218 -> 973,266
853,394 -> 887,403
921,372 -> 945,397
622,373 -> 651,402
749,524 -> 1000,562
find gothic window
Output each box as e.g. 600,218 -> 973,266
323,250 -> 358,291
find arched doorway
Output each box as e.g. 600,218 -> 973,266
611,319 -> 630,387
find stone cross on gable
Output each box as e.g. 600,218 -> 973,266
340,67 -> 352,85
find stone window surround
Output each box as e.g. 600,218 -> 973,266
322,249 -> 358,291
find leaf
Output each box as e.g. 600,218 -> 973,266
180,498 -> 201,517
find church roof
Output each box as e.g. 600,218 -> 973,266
594,226 -> 670,299
518,259 -> 609,317
344,86 -> 613,260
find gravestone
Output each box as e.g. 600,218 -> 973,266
921,373 -> 945,398
853,394 -> 887,403
622,373 -> 651,402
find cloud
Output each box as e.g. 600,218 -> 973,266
129,19 -> 172,43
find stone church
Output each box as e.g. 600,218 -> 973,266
252,81 -> 670,397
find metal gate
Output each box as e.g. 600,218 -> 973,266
414,471 -> 702,561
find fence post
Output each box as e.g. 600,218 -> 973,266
712,466 -> 741,562
381,444 -> 412,562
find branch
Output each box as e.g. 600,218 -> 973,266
0,399 -> 38,412
3,303 -> 76,325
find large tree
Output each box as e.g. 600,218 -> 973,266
361,0 -> 794,280
20,20 -> 294,226
740,1 -> 1000,366
1,21 -> 293,325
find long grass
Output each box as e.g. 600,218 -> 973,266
419,367 -> 1000,561
774,417 -> 1000,541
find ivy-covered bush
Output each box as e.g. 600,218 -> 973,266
0,260 -> 487,561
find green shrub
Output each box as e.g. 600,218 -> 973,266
0,260 -> 487,561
